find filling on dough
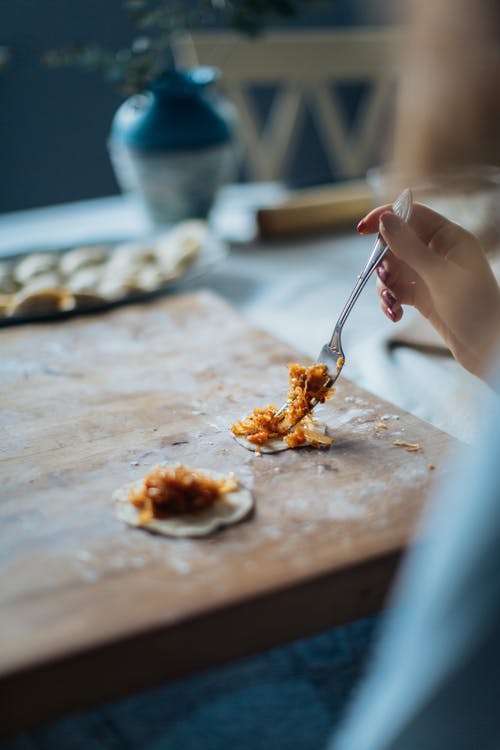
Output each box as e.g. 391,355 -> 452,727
127,464 -> 237,523
231,363 -> 334,448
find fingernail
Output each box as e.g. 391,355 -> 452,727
386,306 -> 396,321
376,265 -> 389,283
356,219 -> 369,234
380,212 -> 402,234
382,289 -> 397,308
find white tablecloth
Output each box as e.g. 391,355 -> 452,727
0,186 -> 494,444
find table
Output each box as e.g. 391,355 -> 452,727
1,287 -> 455,734
0,186 -> 491,734
0,186 -> 492,444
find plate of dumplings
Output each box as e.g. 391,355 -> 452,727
0,220 -> 226,324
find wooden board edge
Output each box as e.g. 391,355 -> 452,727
0,549 -> 402,737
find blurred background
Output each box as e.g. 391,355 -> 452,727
0,0 -> 405,214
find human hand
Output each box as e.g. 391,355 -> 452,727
357,202 -> 500,378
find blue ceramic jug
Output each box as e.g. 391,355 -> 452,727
109,67 -> 240,226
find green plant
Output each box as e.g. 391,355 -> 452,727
44,0 -> 317,94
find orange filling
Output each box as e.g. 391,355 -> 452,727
231,363 -> 333,447
128,465 -> 237,523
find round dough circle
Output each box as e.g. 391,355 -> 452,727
113,467 -> 254,538
234,420 -> 329,454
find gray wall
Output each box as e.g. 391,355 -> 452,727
0,0 -> 401,214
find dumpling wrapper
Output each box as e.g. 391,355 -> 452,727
234,419 -> 330,454
155,220 -> 205,274
67,266 -> 104,294
113,468 -> 254,538
0,262 -> 18,294
9,288 -> 74,316
14,252 -> 59,284
0,293 -> 13,316
59,245 -> 108,276
19,272 -> 64,292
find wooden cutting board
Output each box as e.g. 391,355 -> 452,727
0,290 -> 456,734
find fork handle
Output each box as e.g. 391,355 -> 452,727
326,187 -> 413,353
328,235 -> 388,349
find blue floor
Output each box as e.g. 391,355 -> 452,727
2,617 -> 378,750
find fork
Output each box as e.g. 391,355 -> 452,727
275,188 -> 414,424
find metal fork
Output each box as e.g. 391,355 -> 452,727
276,188 -> 413,423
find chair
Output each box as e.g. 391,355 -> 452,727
185,29 -> 404,183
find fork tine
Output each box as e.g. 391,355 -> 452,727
317,344 -> 343,372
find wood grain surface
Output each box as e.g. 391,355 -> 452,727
0,290 -> 456,734
257,180 -> 373,238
